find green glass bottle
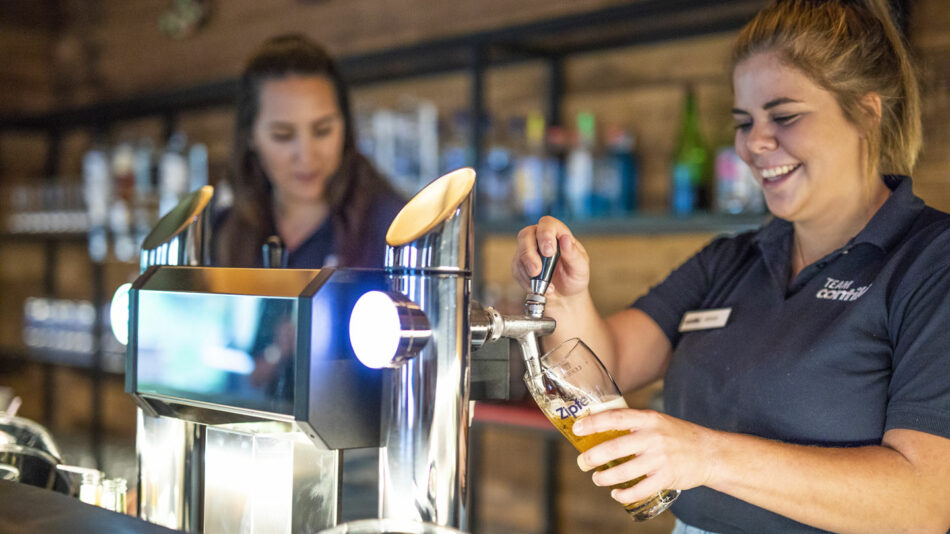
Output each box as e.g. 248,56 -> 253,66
671,87 -> 710,215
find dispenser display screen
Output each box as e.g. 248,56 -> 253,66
134,291 -> 298,416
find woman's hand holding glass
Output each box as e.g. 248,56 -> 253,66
524,337 -> 680,520
573,402 -> 718,509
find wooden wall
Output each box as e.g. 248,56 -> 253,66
910,0 -> 950,210
0,2 -> 56,114
43,0 -> 633,108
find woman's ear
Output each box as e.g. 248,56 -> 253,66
861,91 -> 883,125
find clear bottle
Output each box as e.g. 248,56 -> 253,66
545,125 -> 569,219
513,113 -> 550,222
565,112 -> 596,220
670,87 -> 711,215
715,146 -> 765,214
82,144 -> 111,261
158,132 -> 189,217
478,115 -> 514,221
440,110 -> 473,175
132,137 -> 156,250
78,469 -> 102,506
100,477 -> 128,513
188,143 -> 209,191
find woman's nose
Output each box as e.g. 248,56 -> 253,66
294,135 -> 318,166
745,123 -> 778,154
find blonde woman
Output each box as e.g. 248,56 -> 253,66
513,1 -> 950,532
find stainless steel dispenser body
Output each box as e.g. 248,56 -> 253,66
128,264 -> 389,533
380,169 -> 475,528
130,186 -> 356,534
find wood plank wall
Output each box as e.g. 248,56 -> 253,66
0,2 -> 56,114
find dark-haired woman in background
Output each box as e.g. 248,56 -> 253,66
215,34 -> 403,269
214,34 -> 404,521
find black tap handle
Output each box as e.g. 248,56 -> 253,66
529,246 -> 560,296
262,235 -> 284,268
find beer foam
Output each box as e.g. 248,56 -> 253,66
588,396 -> 628,415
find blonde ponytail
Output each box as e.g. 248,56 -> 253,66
733,0 -> 922,174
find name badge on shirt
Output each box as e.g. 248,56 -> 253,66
678,308 -> 732,332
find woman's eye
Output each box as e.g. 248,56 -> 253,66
773,114 -> 800,125
314,128 -> 333,138
270,132 -> 294,142
734,122 -> 752,132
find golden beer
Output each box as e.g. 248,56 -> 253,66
525,337 -> 679,521
535,395 -> 674,520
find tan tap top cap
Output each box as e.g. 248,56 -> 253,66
386,168 -> 475,247
141,185 -> 214,251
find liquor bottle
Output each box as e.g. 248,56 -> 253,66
478,115 -> 514,221
82,145 -> 111,262
109,142 -> 136,262
513,113 -> 547,221
597,125 -> 639,217
132,138 -> 156,250
565,112 -> 596,220
715,146 -> 765,214
546,125 -> 569,218
670,87 -> 710,215
188,143 -> 209,191
158,132 -> 189,217
440,110 -> 473,175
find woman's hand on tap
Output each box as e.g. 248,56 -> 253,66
512,215 -> 590,299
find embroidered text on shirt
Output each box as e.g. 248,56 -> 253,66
815,277 -> 871,302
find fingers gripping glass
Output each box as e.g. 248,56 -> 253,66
523,338 -> 680,521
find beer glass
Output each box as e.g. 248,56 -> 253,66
523,337 -> 680,521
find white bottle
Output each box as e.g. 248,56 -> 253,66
158,132 -> 189,217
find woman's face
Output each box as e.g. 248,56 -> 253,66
732,51 -> 866,222
252,75 -> 345,206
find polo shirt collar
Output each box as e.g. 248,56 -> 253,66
752,174 -> 923,287
852,174 -> 924,252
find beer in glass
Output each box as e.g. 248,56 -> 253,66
524,337 -> 679,521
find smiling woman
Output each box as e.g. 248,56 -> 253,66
214,34 -> 405,269
510,1 -> 950,533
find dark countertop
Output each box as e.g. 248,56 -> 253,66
0,480 -> 179,534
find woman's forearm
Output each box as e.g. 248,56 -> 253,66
542,289 -> 614,363
706,429 -> 950,534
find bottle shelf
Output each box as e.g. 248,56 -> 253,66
476,212 -> 767,237
0,344 -> 125,376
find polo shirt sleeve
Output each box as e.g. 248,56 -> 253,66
632,236 -> 727,346
886,263 -> 950,439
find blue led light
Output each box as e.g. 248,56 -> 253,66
349,291 -> 402,369
110,283 -> 132,346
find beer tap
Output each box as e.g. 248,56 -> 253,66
471,247 -> 560,377
262,235 -> 284,268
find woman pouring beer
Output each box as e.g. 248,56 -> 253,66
512,0 -> 950,532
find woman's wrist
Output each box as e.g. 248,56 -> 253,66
545,290 -> 594,322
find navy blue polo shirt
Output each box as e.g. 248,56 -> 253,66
287,190 -> 404,269
634,175 -> 950,533
214,190 -> 404,269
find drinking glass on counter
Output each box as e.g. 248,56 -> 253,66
524,337 -> 680,521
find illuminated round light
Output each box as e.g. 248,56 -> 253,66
350,291 -> 402,369
110,283 -> 132,346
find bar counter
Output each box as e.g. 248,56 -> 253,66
0,479 -> 177,534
